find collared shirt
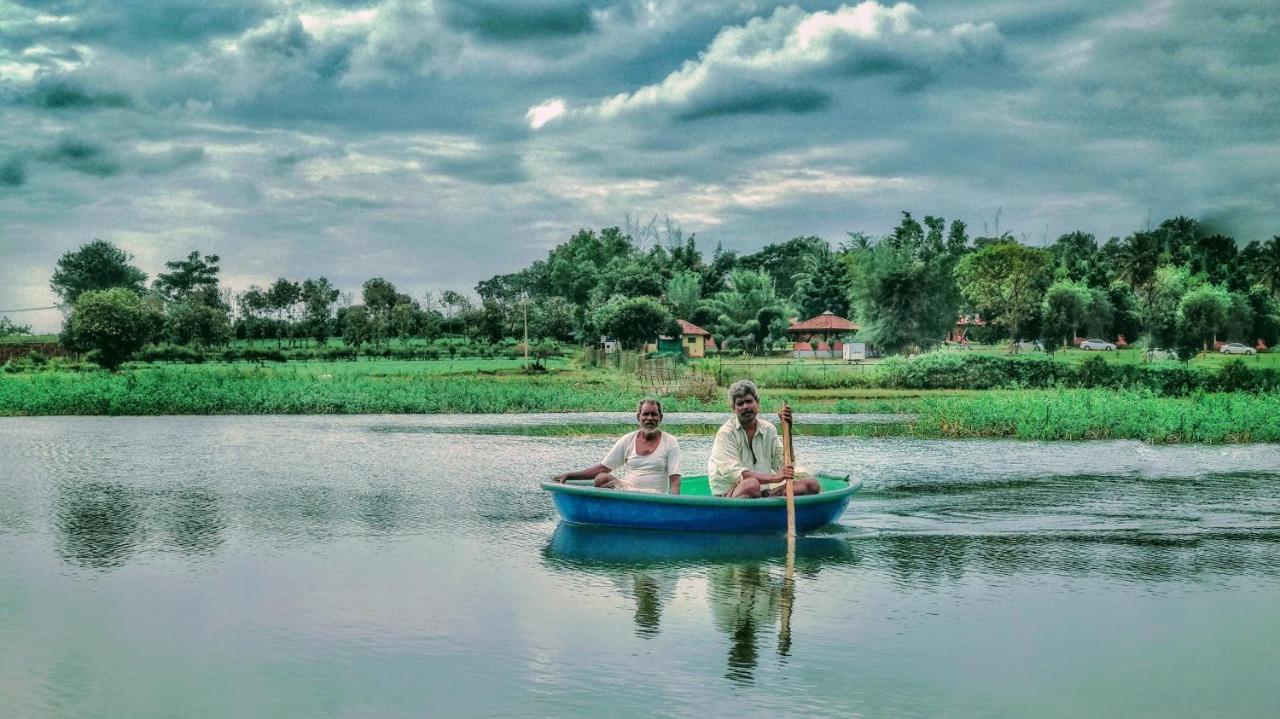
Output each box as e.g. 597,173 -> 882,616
707,415 -> 783,496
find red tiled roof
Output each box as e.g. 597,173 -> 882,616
787,311 -> 857,332
677,319 -> 710,336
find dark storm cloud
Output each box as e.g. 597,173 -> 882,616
30,82 -> 133,110
11,0 -> 274,46
0,159 -> 27,187
37,138 -> 120,177
676,86 -> 831,121
441,0 -> 597,41
435,151 -> 530,185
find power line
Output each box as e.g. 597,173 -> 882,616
0,305 -> 63,313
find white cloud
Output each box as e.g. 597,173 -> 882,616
526,98 -> 566,128
540,1 -> 1004,124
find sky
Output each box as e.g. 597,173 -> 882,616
2,0 -> 1278,332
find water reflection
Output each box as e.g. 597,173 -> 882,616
55,481 -> 144,569
544,524 -> 855,681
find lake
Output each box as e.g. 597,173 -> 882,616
2,415 -> 1279,718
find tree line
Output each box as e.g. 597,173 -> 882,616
37,212 -> 1280,369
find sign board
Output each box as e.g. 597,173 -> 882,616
843,342 -> 866,361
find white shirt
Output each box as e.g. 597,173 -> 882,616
707,416 -> 783,496
601,430 -> 682,493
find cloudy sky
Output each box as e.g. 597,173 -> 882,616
2,0 -> 1277,331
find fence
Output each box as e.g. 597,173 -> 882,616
582,348 -> 718,399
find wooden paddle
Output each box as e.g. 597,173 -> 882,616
778,400 -> 797,655
780,401 -> 796,539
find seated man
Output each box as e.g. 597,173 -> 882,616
708,379 -> 820,499
553,398 -> 682,494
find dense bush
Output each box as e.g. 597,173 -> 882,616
874,352 -> 1280,395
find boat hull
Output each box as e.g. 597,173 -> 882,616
541,473 -> 859,534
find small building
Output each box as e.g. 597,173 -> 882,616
676,319 -> 711,358
787,311 -> 858,358
950,314 -> 985,342
643,319 -> 713,357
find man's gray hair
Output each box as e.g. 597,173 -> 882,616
727,379 -> 759,405
636,397 -> 663,415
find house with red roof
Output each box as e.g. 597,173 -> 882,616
644,319 -> 713,357
786,311 -> 858,358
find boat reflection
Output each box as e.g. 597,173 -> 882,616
543,522 -> 857,681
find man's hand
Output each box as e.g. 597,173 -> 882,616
779,464 -> 795,483
553,474 -> 568,483
779,405 -> 793,426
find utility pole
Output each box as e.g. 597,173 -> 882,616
522,292 -> 529,368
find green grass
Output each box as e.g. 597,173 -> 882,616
835,389 -> 1280,444
0,334 -> 58,344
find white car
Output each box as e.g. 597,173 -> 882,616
1079,339 -> 1116,351
1220,343 -> 1257,355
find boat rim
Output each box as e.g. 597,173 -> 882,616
540,472 -> 859,509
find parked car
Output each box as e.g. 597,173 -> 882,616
1145,348 -> 1175,361
1220,342 -> 1257,355
1015,339 -> 1043,352
1079,338 -> 1116,351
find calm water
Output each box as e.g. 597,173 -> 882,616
2,415 -> 1279,718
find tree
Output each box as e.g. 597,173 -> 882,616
846,237 -> 959,355
1048,231 -> 1097,284
339,306 -> 372,350
1139,265 -> 1192,348
792,243 -> 851,318
592,296 -> 678,350
1040,280 -> 1090,349
62,288 -> 162,370
1114,231 -> 1161,290
703,269 -> 790,354
50,239 -> 147,304
1177,284 -> 1231,352
153,251 -> 221,304
0,317 -> 32,338
1246,286 -> 1280,348
665,271 -> 702,321
165,300 -> 232,347
1254,237 -> 1280,297
266,278 -> 302,346
300,277 -> 340,346
361,277 -> 399,315
737,236 -> 826,299
531,296 -> 575,341
955,242 -> 1054,347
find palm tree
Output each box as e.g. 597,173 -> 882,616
1259,236 -> 1280,298
1115,231 -> 1161,289
703,269 -> 790,355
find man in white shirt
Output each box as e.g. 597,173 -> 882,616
553,398 -> 682,494
707,379 -> 820,498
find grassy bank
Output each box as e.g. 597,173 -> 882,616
835,390 -> 1280,444
3,361 -> 1279,444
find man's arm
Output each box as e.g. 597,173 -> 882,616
668,474 -> 681,495
708,427 -> 749,495
553,464 -> 610,483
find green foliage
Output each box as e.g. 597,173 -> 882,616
0,317 -> 32,338
593,296 -> 677,350
1177,284 -> 1231,351
885,389 -> 1280,443
340,305 -> 373,349
955,241 -> 1054,343
702,269 -> 788,354
62,288 -> 163,370
153,251 -> 221,304
665,271 -> 702,320
1040,280 -> 1090,348
165,300 -> 233,347
791,242 -> 851,318
49,239 -> 148,304
737,235 -> 827,299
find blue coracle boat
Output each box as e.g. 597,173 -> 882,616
541,473 -> 860,534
